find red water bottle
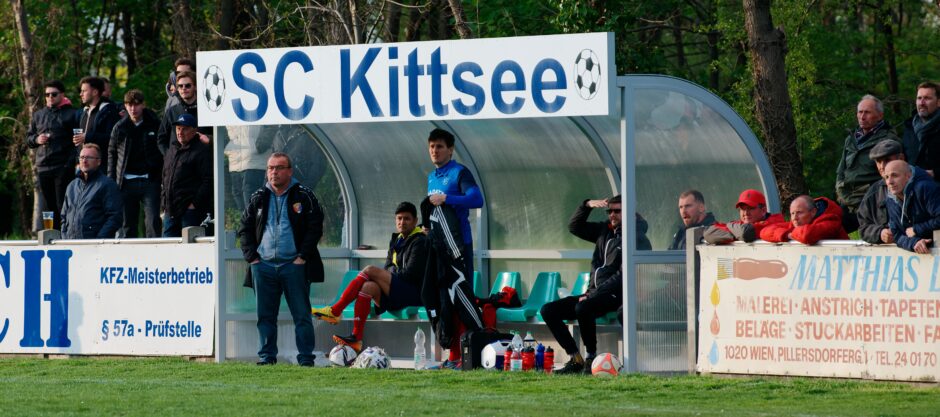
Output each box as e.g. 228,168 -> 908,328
544,347 -> 555,374
522,347 -> 535,371
503,347 -> 513,371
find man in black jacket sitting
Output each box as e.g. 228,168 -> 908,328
541,195 -> 627,374
313,202 -> 429,353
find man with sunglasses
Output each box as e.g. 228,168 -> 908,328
26,80 -> 79,230
164,58 -> 195,112
158,70 -> 210,155
540,195 -> 627,374
60,144 -> 122,239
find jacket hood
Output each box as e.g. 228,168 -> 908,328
886,165 -> 931,204
57,96 -> 74,108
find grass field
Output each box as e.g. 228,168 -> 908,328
1,357 -> 938,416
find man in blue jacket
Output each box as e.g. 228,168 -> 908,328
61,144 -> 122,239
884,160 -> 940,254
426,128 -> 483,370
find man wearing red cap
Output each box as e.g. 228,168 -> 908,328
703,189 -> 785,244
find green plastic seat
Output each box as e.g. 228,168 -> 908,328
472,271 -> 486,299
498,272 -> 561,322
570,272 -> 591,296
489,271 -> 522,297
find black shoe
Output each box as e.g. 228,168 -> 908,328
256,359 -> 276,366
299,361 -> 315,367
583,355 -> 597,374
555,358 -> 584,374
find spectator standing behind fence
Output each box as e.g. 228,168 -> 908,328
238,152 -> 324,367
669,189 -> 715,250
160,114 -> 212,237
61,144 -> 122,239
76,76 -> 121,171
158,70 -> 209,155
312,202 -> 428,353
541,195 -> 626,375
164,58 -> 195,113
902,82 -> 940,180
26,80 -> 78,230
836,95 -> 901,233
760,195 -> 849,244
857,140 -> 907,244
884,160 -> 940,254
703,189 -> 785,244
108,89 -> 163,238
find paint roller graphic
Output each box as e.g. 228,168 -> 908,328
716,258 -> 787,280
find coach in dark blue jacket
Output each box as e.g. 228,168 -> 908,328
884,160 -> 940,254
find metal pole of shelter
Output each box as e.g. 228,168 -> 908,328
620,80 -> 638,373
214,126 -> 227,363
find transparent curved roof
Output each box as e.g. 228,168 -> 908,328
221,75 -> 777,254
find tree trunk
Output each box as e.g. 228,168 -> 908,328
217,0 -> 235,50
447,0 -> 472,39
707,30 -> 720,91
121,11 -> 138,76
385,1 -> 401,42
10,0 -> 42,234
172,0 -> 198,59
875,0 -> 900,115
743,0 -> 807,205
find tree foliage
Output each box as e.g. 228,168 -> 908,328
2,0 -> 940,235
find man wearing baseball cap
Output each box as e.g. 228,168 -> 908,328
857,139 -> 907,244
160,113 -> 213,237
703,189 -> 785,244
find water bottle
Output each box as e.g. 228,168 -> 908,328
535,343 -> 545,371
524,331 -> 536,349
522,347 -> 535,371
414,327 -> 427,370
544,347 -> 555,374
511,332 -> 524,352
504,347 -> 513,371
510,347 -> 523,371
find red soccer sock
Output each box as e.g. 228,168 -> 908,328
351,292 -> 372,341
331,273 -> 367,316
448,316 -> 467,361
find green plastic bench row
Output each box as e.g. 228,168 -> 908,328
312,270 -> 616,324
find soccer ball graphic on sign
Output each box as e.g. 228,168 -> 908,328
591,353 -> 621,377
574,49 -> 602,100
203,65 -> 226,112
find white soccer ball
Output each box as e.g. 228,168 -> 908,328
574,49 -> 602,100
481,340 -> 511,369
203,65 -> 226,112
351,346 -> 390,369
329,344 -> 358,367
591,353 -> 621,377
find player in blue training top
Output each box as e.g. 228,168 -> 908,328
426,128 -> 483,369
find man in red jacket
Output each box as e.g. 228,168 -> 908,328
760,195 -> 849,244
703,189 -> 785,244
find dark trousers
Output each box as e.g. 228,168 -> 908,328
230,169 -> 265,212
38,166 -> 72,230
540,294 -> 621,356
252,261 -> 315,364
120,178 -> 161,238
162,208 -> 207,237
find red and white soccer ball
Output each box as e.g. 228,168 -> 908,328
329,344 -> 358,367
591,353 -> 621,377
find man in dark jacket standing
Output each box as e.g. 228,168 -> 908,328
26,80 -> 78,230
75,76 -> 121,170
160,114 -> 213,237
541,195 -> 625,374
108,89 -> 163,238
902,82 -> 940,180
884,160 -> 940,254
836,95 -> 901,233
238,152 -> 324,366
857,140 -> 906,244
670,189 -> 716,250
61,144 -> 122,239
312,202 -> 428,353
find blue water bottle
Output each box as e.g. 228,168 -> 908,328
535,343 -> 545,371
